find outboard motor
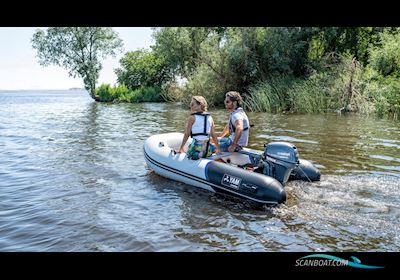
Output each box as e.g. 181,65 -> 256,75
261,142 -> 299,186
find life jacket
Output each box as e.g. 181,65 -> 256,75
190,112 -> 211,138
190,112 -> 211,158
229,107 -> 249,134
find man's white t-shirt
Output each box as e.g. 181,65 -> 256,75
229,107 -> 249,147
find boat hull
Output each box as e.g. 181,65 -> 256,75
144,133 -> 286,205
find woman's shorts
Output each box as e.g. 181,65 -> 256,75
187,139 -> 216,160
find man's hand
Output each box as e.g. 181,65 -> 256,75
228,143 -> 237,153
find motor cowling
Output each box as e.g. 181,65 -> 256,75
262,142 -> 299,186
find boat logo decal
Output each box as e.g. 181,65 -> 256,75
221,174 -> 241,190
277,152 -> 290,159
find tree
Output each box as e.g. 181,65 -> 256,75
152,27 -> 212,78
32,27 -> 123,100
308,27 -> 385,66
115,49 -> 172,90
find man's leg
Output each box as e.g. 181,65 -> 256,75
218,138 -> 232,152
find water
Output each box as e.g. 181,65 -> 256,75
0,90 -> 399,251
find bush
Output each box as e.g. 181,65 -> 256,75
130,86 -> 163,102
113,84 -> 132,102
369,30 -> 400,77
96,84 -> 115,102
245,76 -> 296,113
95,84 -> 163,103
287,73 -> 330,113
244,55 -> 375,115
184,64 -> 227,108
160,82 -> 186,103
363,73 -> 400,119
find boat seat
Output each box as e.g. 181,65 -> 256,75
208,152 -> 252,166
239,148 -> 263,157
239,148 -> 263,165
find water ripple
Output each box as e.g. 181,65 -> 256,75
0,90 -> 399,251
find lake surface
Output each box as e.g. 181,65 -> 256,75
0,90 -> 399,251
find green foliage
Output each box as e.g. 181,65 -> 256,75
326,54 -> 364,111
184,64 -> 227,108
244,54 -> 376,115
369,29 -> 400,77
363,68 -> 400,119
307,27 -> 384,66
245,76 -> 295,113
224,27 -> 267,89
224,27 -> 313,90
153,27 -> 315,101
376,78 -> 400,119
160,82 -> 186,103
96,84 -> 162,103
131,86 -> 163,102
361,29 -> 400,119
245,74 -> 330,114
152,27 -> 212,77
260,27 -> 312,76
287,73 -> 330,113
109,27 -> 399,119
113,84 -> 132,102
31,27 -> 123,100
97,84 -> 115,102
115,49 -> 172,90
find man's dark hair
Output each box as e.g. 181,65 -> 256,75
225,91 -> 243,107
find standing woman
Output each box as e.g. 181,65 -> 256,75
177,96 -> 220,160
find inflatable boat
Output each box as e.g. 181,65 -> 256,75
144,133 -> 320,205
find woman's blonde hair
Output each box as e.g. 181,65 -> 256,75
192,96 -> 208,111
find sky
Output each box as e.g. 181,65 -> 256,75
0,27 -> 154,90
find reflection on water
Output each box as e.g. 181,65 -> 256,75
0,90 -> 399,252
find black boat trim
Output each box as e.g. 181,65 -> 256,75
144,148 -> 279,204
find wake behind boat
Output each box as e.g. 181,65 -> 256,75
144,132 -> 320,205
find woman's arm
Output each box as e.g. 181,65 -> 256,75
210,123 -> 220,154
178,115 -> 195,153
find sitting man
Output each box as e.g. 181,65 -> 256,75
219,91 -> 250,153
